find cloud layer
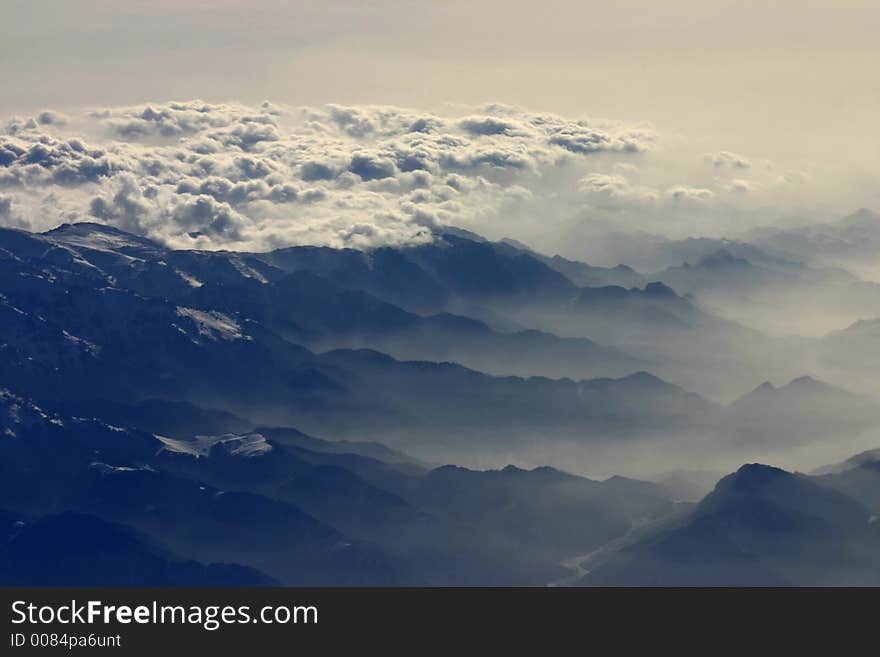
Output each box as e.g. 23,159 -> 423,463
0,100 -> 819,252
0,101 -> 660,250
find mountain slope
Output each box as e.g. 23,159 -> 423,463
0,225 -> 719,466
581,464 -> 880,586
0,388 -> 686,586
0,389 -> 414,585
29,222 -> 803,398
0,512 -> 275,586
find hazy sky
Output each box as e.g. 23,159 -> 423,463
1,1 -> 878,250
3,1 -> 878,158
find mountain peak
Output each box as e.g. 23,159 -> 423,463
44,221 -> 130,236
697,248 -> 751,269
642,281 -> 678,298
733,375 -> 843,408
621,371 -> 666,386
730,381 -> 777,407
717,463 -> 791,492
434,226 -> 487,243
42,222 -> 164,256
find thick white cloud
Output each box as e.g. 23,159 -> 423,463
0,101 -> 660,250
0,100 -> 819,251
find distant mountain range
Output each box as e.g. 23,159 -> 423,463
2,219 -> 880,585
3,222 -> 878,461
557,208 -> 880,275
748,209 -> 880,277
649,244 -> 880,336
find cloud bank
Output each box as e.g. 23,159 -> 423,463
0,100 -> 814,252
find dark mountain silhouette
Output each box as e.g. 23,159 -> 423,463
0,224 -> 719,460
0,387 -> 688,585
582,464 -> 880,586
494,237 -> 647,288
0,512 -> 275,586
23,221 -> 800,398
177,267 -> 644,381
0,389 -> 414,584
236,227 -> 765,386
398,464 -> 675,562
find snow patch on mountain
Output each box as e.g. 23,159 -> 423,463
61,330 -> 100,355
227,256 -> 269,283
174,269 -> 203,288
175,307 -> 245,341
43,222 -> 164,259
157,432 -> 273,458
0,389 -> 63,436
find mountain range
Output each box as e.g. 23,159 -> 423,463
0,387 -> 682,585
2,218 -> 880,585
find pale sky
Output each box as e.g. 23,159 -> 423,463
3,1 -> 878,159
